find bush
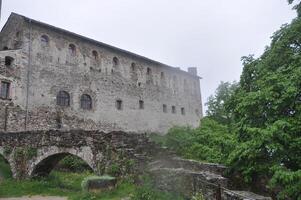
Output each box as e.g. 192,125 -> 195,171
57,155 -> 92,172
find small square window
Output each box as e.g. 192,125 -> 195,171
0,81 -> 11,99
139,100 -> 144,109
163,104 -> 167,113
116,99 -> 123,110
181,107 -> 185,115
172,106 -> 176,114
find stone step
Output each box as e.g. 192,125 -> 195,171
148,157 -> 226,176
224,190 -> 272,200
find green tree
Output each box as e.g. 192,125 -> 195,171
288,0 -> 301,17
206,81 -> 238,132
228,17 -> 301,199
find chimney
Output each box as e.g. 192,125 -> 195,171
188,67 -> 197,76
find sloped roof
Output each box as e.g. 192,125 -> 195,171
2,12 -> 201,79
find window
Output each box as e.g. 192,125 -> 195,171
0,81 -> 10,99
160,72 -> 165,79
131,63 -> 136,71
57,91 -> 70,107
147,67 -> 152,75
81,94 -> 92,110
92,50 -> 98,60
181,107 -> 185,115
163,104 -> 167,113
172,106 -> 176,114
68,44 -> 76,56
5,56 -> 14,66
113,57 -> 119,67
116,99 -> 123,110
139,100 -> 144,109
41,35 -> 49,46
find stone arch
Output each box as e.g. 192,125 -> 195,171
29,146 -> 96,177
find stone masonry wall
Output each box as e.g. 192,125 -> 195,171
0,13 -> 203,134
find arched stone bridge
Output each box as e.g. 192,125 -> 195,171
0,130 -> 158,179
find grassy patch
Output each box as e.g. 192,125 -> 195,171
0,171 -> 135,200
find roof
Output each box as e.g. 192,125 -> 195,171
3,12 -> 201,79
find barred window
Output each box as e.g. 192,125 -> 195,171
81,94 -> 92,110
57,91 -> 70,107
0,81 -> 10,99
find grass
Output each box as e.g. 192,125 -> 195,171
0,158 -> 135,200
0,156 -> 183,200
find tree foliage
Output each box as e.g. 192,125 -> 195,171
228,16 -> 301,199
288,0 -> 301,17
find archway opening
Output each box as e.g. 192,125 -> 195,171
0,154 -> 12,179
31,153 -> 93,177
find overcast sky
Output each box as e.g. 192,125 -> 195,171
0,0 -> 297,112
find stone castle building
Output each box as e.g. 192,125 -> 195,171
0,13 -> 203,134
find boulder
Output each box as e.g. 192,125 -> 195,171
81,175 -> 117,193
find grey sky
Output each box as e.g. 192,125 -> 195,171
0,0 -> 296,112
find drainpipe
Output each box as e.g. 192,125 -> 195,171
25,19 -> 32,130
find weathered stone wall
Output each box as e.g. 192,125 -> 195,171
0,129 -> 157,178
0,13 -> 203,134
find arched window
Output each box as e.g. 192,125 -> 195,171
113,57 -> 119,68
131,63 -> 136,71
147,67 -> 152,75
81,94 -> 92,110
92,50 -> 98,60
68,44 -> 76,56
41,35 -> 49,46
57,91 -> 70,107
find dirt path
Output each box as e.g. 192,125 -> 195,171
0,196 -> 67,200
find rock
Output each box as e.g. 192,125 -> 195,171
81,175 -> 117,193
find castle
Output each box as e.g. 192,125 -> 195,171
0,13 -> 203,134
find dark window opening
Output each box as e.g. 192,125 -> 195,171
147,67 -> 152,75
160,72 -> 165,79
81,94 -> 92,110
0,81 -> 10,99
163,104 -> 167,113
92,50 -> 98,60
57,91 -> 70,107
113,57 -> 119,68
139,100 -> 144,109
116,99 -> 123,110
181,107 -> 185,115
172,106 -> 176,114
41,35 -> 49,46
68,44 -> 76,56
131,63 -> 136,71
5,56 -> 14,66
